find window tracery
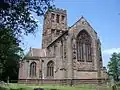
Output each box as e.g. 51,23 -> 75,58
30,62 -> 36,77
76,30 -> 92,62
47,61 -> 54,77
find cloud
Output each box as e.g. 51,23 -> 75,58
102,48 -> 120,67
102,48 -> 120,55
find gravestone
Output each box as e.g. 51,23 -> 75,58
112,85 -> 117,90
111,78 -> 117,90
34,88 -> 44,90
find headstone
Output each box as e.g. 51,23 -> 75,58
112,85 -> 117,90
34,88 -> 44,90
111,78 -> 117,90
7,76 -> 9,84
111,78 -> 115,86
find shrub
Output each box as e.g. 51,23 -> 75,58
0,87 -> 8,90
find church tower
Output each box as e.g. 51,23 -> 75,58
42,8 -> 68,48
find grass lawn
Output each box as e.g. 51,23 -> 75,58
0,83 -> 120,90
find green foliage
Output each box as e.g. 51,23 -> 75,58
0,84 -> 98,90
0,0 -> 54,81
0,27 -> 23,81
0,0 -> 54,39
107,52 -> 120,82
2,83 -> 120,90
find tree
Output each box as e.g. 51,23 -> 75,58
0,0 -> 54,40
107,52 -> 120,82
0,0 -> 54,81
0,27 -> 23,81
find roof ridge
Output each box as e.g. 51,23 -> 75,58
47,30 -> 68,48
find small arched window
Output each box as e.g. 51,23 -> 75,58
47,61 -> 54,77
30,62 -> 36,77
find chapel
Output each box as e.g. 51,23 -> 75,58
18,8 -> 107,84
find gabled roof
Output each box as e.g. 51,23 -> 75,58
69,16 -> 89,28
25,48 -> 46,58
69,16 -> 97,34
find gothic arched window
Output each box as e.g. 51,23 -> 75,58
76,30 -> 92,62
30,62 -> 36,77
47,61 -> 54,77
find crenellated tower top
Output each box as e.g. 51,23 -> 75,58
42,8 -> 68,48
47,8 -> 67,15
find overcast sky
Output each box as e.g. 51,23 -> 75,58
21,0 -> 120,67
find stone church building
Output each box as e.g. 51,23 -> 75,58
18,8 -> 107,84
